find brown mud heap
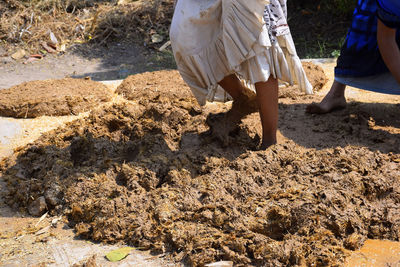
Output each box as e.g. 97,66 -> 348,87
0,78 -> 112,118
279,62 -> 328,100
1,68 -> 400,266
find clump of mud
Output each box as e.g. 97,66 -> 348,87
0,78 -> 112,118
302,62 -> 328,92
1,78 -> 399,266
279,62 -> 328,99
115,69 -> 193,101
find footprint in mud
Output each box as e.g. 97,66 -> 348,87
206,111 -> 236,147
206,91 -> 259,147
205,111 -> 261,150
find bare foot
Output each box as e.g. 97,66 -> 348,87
233,86 -> 259,116
260,140 -> 276,150
306,95 -> 347,114
306,81 -> 347,114
218,74 -> 259,116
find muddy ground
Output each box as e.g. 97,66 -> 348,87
1,65 -> 399,266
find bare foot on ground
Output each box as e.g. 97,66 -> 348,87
306,96 -> 347,114
260,140 -> 277,150
306,81 -> 347,114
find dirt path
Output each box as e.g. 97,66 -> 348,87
0,41 -> 174,90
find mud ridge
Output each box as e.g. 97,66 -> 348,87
0,78 -> 112,118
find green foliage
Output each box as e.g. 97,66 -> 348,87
105,247 -> 134,262
333,0 -> 356,14
293,0 -> 356,16
323,0 -> 356,15
289,0 -> 355,58
331,49 -> 341,58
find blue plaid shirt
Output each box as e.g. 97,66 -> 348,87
335,0 -> 400,77
377,0 -> 400,28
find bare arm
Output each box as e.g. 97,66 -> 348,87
377,19 -> 400,84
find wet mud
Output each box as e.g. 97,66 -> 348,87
345,239 -> 400,266
0,78 -> 112,118
1,69 -> 399,266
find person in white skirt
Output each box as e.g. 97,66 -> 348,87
170,0 -> 312,149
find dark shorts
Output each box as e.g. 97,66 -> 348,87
335,0 -> 400,80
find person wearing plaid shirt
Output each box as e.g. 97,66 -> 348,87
307,0 -> 400,114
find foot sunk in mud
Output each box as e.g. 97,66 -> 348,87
206,96 -> 259,147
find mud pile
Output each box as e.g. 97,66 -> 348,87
279,62 -> 328,100
116,62 -> 328,102
116,69 -> 192,101
1,72 -> 399,266
301,62 -> 328,92
0,78 -> 112,118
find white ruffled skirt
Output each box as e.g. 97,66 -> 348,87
170,0 -> 312,105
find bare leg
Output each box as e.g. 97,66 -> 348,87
206,74 -> 258,146
218,74 -> 259,118
209,74 -> 278,149
218,74 -> 245,101
306,80 -> 347,114
255,77 -> 278,149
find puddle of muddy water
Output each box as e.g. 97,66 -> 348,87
345,239 -> 400,267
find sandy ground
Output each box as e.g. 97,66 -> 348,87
0,60 -> 400,266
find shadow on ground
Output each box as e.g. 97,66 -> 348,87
0,40 -> 176,90
278,101 -> 400,153
68,40 -> 176,81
